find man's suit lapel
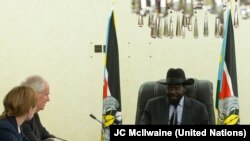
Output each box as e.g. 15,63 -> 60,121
32,113 -> 41,138
161,97 -> 170,124
181,97 -> 192,125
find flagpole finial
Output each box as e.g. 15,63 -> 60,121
111,0 -> 116,11
229,0 -> 233,10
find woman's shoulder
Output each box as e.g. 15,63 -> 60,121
0,116 -> 17,130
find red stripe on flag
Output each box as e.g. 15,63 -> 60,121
103,79 -> 108,98
219,71 -> 231,99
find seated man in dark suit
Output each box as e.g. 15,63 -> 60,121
20,75 -> 55,141
139,68 -> 209,125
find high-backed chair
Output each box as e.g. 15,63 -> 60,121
135,78 -> 215,125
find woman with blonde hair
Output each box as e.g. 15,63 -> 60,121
0,86 -> 37,141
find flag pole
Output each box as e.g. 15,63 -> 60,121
101,2 -> 122,140
216,7 -> 240,125
111,0 -> 116,11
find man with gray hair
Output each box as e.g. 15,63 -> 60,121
21,75 -> 55,141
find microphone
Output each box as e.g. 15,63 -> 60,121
54,137 -> 68,141
89,114 -> 104,126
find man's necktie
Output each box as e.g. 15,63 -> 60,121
170,106 -> 178,125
